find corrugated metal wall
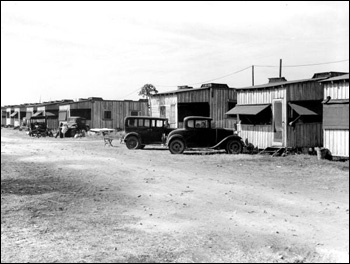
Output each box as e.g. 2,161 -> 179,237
211,88 -> 236,128
287,123 -> 323,148
324,82 -> 349,100
324,129 -> 349,157
239,124 -> 273,149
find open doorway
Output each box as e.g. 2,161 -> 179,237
178,103 -> 210,128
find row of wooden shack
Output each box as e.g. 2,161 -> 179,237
1,97 -> 149,131
149,71 -> 349,158
1,71 -> 348,158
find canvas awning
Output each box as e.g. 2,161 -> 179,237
226,104 -> 270,115
32,111 -> 43,117
10,111 -> 18,117
288,103 -> 318,116
45,111 -> 56,117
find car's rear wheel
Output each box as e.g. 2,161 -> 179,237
226,140 -> 242,154
169,139 -> 185,154
126,136 -> 140,150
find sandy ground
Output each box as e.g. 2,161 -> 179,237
1,127 -> 349,263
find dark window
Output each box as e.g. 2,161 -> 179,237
70,109 -> 91,120
130,111 -> 139,116
288,101 -> 322,124
160,106 -> 166,118
323,103 -> 349,129
239,107 -> 272,125
104,111 -> 112,119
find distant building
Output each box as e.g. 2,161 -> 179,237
150,83 -> 237,128
58,97 -> 149,130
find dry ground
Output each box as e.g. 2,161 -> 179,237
1,127 -> 349,263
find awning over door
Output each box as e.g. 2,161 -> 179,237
32,111 -> 43,117
226,104 -> 270,115
10,111 -> 18,117
288,103 -> 318,116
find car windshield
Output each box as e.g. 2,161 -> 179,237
187,119 -> 209,128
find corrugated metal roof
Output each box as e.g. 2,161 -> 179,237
319,73 -> 349,82
288,103 -> 318,116
226,104 -> 270,115
236,77 -> 325,90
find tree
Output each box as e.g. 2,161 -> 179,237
139,84 -> 158,116
138,84 -> 158,98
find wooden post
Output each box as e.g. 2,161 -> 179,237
279,59 -> 282,77
252,65 -> 254,86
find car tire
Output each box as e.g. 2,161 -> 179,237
138,144 -> 146,149
169,139 -> 185,154
226,140 -> 242,154
126,136 -> 140,150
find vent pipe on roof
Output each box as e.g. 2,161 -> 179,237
177,85 -> 193,90
268,77 -> 287,83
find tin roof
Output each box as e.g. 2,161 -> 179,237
235,77 -> 325,90
153,83 -> 232,96
319,73 -> 349,83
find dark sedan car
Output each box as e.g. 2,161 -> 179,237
122,116 -> 174,149
166,116 -> 244,154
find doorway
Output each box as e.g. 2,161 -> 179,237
272,99 -> 283,146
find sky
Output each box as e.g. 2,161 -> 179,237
1,1 -> 349,106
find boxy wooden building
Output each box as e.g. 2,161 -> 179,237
320,73 -> 349,158
58,97 -> 149,130
226,72 -> 346,151
150,83 -> 237,128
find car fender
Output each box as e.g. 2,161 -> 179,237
123,132 -> 141,143
210,135 -> 243,149
166,134 -> 186,147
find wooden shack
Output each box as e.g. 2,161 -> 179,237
320,73 -> 349,158
1,106 -> 8,126
226,72 -> 346,151
6,106 -> 15,126
11,105 -> 27,127
150,83 -> 237,128
58,97 -> 148,130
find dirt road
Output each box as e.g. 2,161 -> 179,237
1,128 -> 349,263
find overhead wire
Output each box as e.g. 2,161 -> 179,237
121,58 -> 349,97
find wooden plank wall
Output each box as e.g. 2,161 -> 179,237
324,129 -> 349,157
92,100 -> 149,129
238,87 -> 286,104
239,124 -> 273,149
212,88 -> 236,128
287,123 -> 323,148
324,81 -> 349,100
287,81 -> 324,101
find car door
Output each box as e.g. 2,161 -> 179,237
146,119 -> 165,144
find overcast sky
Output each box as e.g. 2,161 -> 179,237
1,1 -> 349,106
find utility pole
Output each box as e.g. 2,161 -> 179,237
252,65 -> 254,86
279,59 -> 282,77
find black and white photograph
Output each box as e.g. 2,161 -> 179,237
1,1 -> 349,263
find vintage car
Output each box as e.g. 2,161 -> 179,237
166,116 -> 244,154
59,116 -> 90,137
122,116 -> 174,149
28,116 -> 53,137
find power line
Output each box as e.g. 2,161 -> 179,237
255,59 -> 349,68
155,65 -> 252,88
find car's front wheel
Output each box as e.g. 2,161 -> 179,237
126,136 -> 140,150
169,139 -> 185,154
226,140 -> 242,154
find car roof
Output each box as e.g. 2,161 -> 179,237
125,116 -> 168,120
184,116 -> 212,121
